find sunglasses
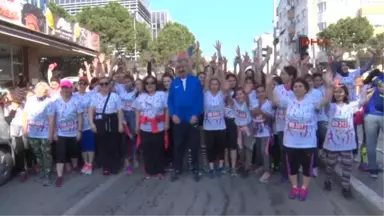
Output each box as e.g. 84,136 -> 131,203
99,82 -> 109,86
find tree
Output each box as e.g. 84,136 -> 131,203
47,2 -> 76,22
317,17 -> 374,52
151,22 -> 196,63
367,32 -> 384,54
76,2 -> 151,55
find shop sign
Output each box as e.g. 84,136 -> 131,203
47,11 -> 74,42
74,23 -> 100,51
21,3 -> 46,33
0,0 -> 22,25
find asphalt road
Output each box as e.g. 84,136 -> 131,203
0,169 -> 376,215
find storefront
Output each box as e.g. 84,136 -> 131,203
0,0 -> 100,86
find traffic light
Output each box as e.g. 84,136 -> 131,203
297,35 -> 309,60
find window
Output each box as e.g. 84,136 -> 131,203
296,14 -> 300,23
318,22 -> 327,31
318,2 -> 326,13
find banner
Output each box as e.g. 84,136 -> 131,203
74,23 -> 100,51
0,0 -> 22,25
21,3 -> 46,33
46,8 -> 74,42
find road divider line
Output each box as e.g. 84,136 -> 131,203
62,172 -> 124,216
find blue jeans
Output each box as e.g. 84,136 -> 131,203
364,114 -> 384,170
124,110 -> 137,157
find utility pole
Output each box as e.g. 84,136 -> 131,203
133,0 -> 138,61
273,0 -> 277,64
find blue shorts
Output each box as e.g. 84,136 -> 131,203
80,130 -> 95,152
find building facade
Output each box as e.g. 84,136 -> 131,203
51,0 -> 151,27
276,0 -> 384,65
151,10 -> 171,39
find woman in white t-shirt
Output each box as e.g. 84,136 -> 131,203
267,72 -> 333,201
133,76 -> 168,179
323,84 -> 371,198
203,65 -> 228,178
89,77 -> 124,175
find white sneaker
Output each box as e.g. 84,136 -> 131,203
259,172 -> 271,183
85,165 -> 93,175
81,165 -> 87,174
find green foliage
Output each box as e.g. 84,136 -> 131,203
151,22 -> 196,63
317,16 -> 374,51
76,2 -> 151,55
47,2 -> 76,22
367,32 -> 384,54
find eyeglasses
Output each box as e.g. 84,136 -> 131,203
99,82 -> 109,86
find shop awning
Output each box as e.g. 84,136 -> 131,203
0,20 -> 98,57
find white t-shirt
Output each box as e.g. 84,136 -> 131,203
90,92 -> 123,114
274,84 -> 294,132
234,100 -> 254,126
73,92 -> 94,131
133,91 -> 167,132
115,84 -> 137,112
203,91 -> 226,131
280,96 -> 319,148
253,100 -> 275,138
323,101 -> 361,151
48,96 -> 83,137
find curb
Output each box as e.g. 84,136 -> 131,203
319,158 -> 384,215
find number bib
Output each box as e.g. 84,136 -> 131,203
237,110 -> 247,119
207,111 -> 221,119
287,121 -> 306,132
276,109 -> 285,120
58,120 -> 76,132
331,119 -> 348,128
29,120 -> 44,132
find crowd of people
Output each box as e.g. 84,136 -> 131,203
2,41 -> 383,202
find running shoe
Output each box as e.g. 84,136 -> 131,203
230,168 -> 237,177
81,164 -> 88,174
288,187 -> 299,199
342,187 -> 352,199
369,170 -> 378,179
298,187 -> 308,201
280,176 -> 289,183
55,176 -> 63,187
259,172 -> 271,183
144,174 -> 151,180
209,169 -> 215,179
359,163 -> 369,172
126,166 -> 133,175
323,181 -> 332,191
19,171 -> 28,182
103,170 -> 110,176
86,165 -> 93,175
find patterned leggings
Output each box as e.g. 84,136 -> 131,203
28,138 -> 52,175
325,150 -> 353,189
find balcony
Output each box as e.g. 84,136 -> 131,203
288,7 -> 295,20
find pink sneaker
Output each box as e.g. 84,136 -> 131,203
288,187 -> 299,199
299,187 -> 308,201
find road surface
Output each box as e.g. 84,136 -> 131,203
0,169 -> 376,215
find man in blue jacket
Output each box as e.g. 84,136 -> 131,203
168,52 -> 203,182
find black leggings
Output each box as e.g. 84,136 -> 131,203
141,130 -> 166,175
285,147 -> 316,177
204,130 -> 226,163
225,118 -> 237,150
56,136 -> 78,163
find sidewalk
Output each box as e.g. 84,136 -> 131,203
322,132 -> 384,215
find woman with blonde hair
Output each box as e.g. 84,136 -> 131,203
22,82 -> 54,186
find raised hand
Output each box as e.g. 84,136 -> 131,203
302,55 -> 310,64
84,61 -> 90,71
214,40 -> 222,52
48,62 -> 57,71
235,46 -> 241,58
223,57 -> 228,64
98,53 -> 105,63
333,47 -> 344,59
243,52 -> 250,63
289,55 -> 300,67
211,53 -> 217,63
92,57 -> 99,68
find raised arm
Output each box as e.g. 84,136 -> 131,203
319,70 -> 334,108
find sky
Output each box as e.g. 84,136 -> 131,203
150,0 -> 274,67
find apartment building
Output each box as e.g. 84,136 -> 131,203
151,10 -> 172,39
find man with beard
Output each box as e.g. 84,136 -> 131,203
168,52 -> 203,182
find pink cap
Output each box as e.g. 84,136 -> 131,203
60,79 -> 72,88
